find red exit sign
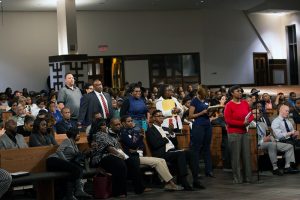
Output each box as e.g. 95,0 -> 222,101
98,45 -> 108,52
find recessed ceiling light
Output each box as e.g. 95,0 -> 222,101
200,1 -> 205,3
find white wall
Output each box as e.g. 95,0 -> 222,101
77,10 -> 267,85
249,13 -> 286,59
0,12 -> 57,92
0,9 -> 291,92
284,12 -> 300,83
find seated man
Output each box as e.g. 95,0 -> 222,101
0,119 -> 28,149
12,104 -> 27,127
108,117 -> 122,141
252,108 -> 296,175
120,115 -> 183,191
56,107 -> 77,134
272,104 -> 299,144
271,104 -> 300,173
146,110 -> 205,190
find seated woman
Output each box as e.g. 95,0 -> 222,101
46,127 -> 91,200
89,118 -> 148,197
29,118 -> 57,147
120,115 -> 183,191
48,100 -> 62,126
17,115 -> 34,137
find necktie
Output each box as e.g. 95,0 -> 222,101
283,119 -> 290,132
100,93 -> 109,117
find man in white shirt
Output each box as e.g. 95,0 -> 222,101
271,104 -> 300,173
252,108 -> 295,175
78,79 -> 113,126
146,110 -> 205,190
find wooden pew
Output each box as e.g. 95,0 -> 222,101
0,142 -> 92,200
176,124 -> 190,150
23,132 -> 88,146
0,146 -> 58,200
210,126 -> 223,168
210,126 -> 259,171
0,146 -> 57,173
249,128 -> 258,171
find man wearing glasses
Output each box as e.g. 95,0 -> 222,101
146,110 -> 205,190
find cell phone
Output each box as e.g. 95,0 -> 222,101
141,120 -> 148,132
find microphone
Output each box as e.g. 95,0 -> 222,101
250,90 -> 260,96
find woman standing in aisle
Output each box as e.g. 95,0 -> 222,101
189,86 -> 214,178
224,85 -> 254,184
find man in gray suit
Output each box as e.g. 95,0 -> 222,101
0,119 -> 28,149
252,108 -> 296,175
78,79 -> 113,126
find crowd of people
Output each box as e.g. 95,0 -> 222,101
0,72 -> 300,199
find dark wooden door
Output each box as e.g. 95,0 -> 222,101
253,53 -> 268,86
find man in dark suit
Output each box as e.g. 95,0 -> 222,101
146,109 -> 205,190
78,79 -> 113,127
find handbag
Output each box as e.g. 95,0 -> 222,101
93,172 -> 112,199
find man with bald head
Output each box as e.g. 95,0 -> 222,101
272,104 -> 299,140
0,119 -> 28,149
271,104 -> 300,173
57,73 -> 82,121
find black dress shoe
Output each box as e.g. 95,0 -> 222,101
181,179 -> 194,191
284,167 -> 300,174
193,181 -> 206,189
272,169 -> 283,176
205,172 -> 216,178
183,185 -> 194,191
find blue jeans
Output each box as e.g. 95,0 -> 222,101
191,124 -> 212,175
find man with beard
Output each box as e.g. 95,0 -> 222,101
108,118 -> 122,140
0,119 -> 28,149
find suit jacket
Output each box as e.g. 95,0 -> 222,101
0,133 -> 28,149
146,125 -> 172,158
78,91 -> 113,125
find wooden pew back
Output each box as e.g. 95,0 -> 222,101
0,146 -> 58,173
210,126 -> 223,168
176,124 -> 191,150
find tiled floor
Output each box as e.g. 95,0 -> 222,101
11,169 -> 300,200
